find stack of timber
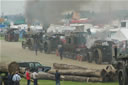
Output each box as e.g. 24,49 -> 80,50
53,63 -> 88,70
46,63 -> 117,82
18,63 -> 118,82
0,62 -> 117,82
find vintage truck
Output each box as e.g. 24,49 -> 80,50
112,40 -> 128,85
18,62 -> 51,72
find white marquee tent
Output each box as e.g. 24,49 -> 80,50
111,29 -> 128,41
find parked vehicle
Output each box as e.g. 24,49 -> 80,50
5,28 -> 19,42
18,62 -> 51,72
87,40 -> 115,64
62,32 -> 88,60
22,32 -> 44,51
43,33 -> 64,53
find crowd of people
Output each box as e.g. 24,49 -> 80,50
0,68 -> 62,85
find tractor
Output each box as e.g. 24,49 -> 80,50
22,32 -> 44,51
112,40 -> 128,85
43,33 -> 64,53
62,32 -> 88,60
5,28 -> 19,42
87,40 -> 115,64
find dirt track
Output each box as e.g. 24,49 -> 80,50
0,40 -> 107,69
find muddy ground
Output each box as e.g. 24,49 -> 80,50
0,40 -> 107,69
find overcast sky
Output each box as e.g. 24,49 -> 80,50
1,0 -> 128,16
1,0 -> 26,16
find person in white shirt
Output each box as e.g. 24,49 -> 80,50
12,71 -> 21,85
32,71 -> 38,85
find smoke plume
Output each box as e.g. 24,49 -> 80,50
25,0 -> 128,25
86,29 -> 110,48
25,0 -> 92,25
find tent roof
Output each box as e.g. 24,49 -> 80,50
111,29 -> 128,41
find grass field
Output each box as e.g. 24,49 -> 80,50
20,79 -> 118,85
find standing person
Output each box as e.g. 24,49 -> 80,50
12,71 -> 21,85
0,76 -> 2,85
32,70 -> 38,85
58,44 -> 64,60
26,68 -> 31,85
55,70 -> 61,85
8,73 -> 14,85
34,35 -> 38,56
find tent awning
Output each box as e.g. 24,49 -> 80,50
111,29 -> 128,41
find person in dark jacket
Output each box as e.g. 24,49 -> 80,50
58,45 -> 64,60
8,73 -> 14,85
0,76 -> 2,85
34,35 -> 39,56
55,70 -> 61,85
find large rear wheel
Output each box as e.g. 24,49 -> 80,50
94,48 -> 102,64
118,67 -> 128,85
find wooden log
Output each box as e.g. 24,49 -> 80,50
8,62 -> 19,74
101,65 -> 117,82
20,68 -> 103,82
36,72 -> 102,82
63,75 -> 102,82
19,67 -> 26,74
53,63 -> 87,70
53,64 -> 117,82
20,64 -> 116,82
0,62 -> 19,74
37,72 -> 55,80
0,62 -> 8,72
48,69 -> 101,77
